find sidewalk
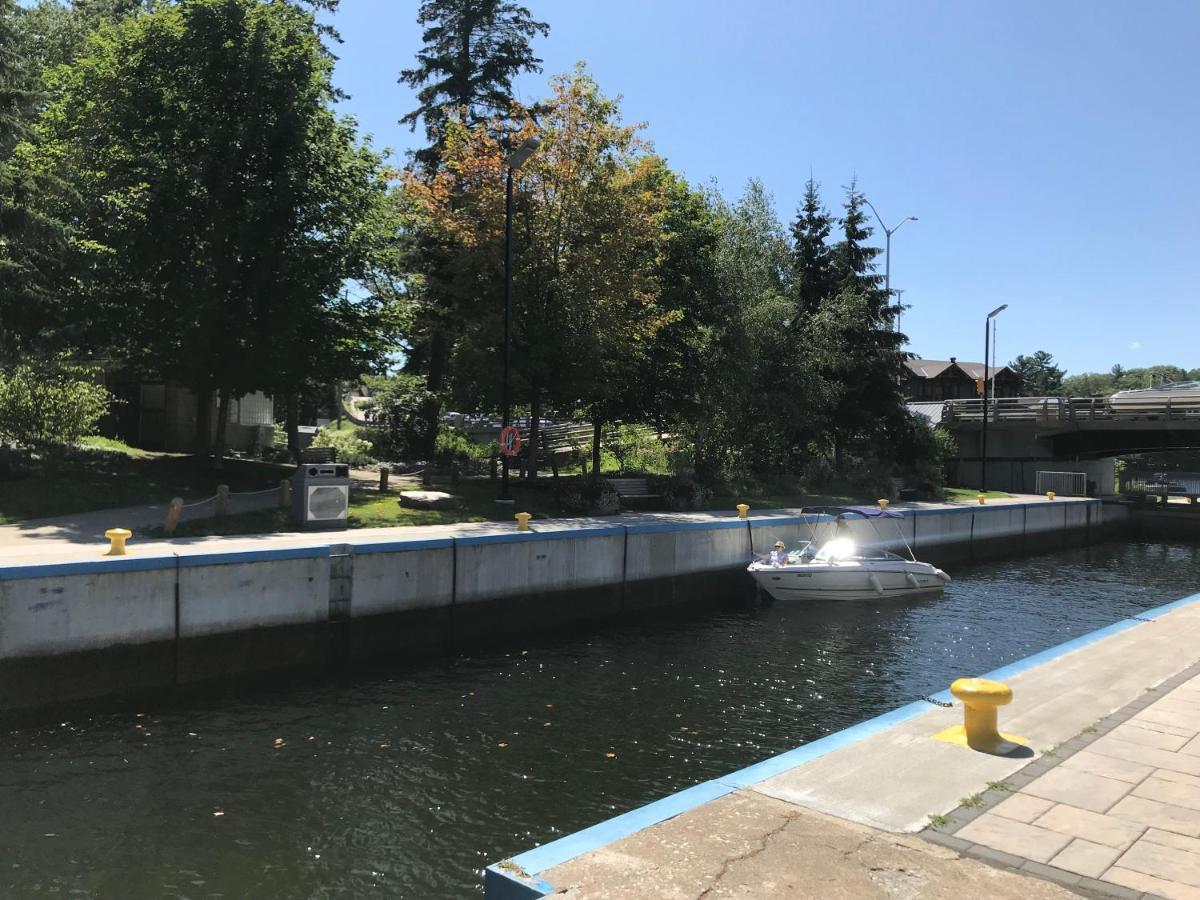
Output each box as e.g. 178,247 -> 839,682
493,593 -> 1200,899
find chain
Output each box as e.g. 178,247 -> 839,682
921,696 -> 954,708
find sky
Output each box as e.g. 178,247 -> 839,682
326,0 -> 1200,377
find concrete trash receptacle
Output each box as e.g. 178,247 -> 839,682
291,462 -> 351,529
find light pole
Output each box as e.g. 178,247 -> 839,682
980,303 -> 1008,493
498,134 -> 541,504
862,199 -> 916,324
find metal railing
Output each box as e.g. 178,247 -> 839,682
942,396 -> 1200,425
1036,471 -> 1087,497
1120,470 -> 1200,499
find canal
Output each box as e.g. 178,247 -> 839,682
2,538 -> 1199,898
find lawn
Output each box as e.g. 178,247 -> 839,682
153,478 -> 866,538
944,487 -> 1011,503
0,438 -> 295,525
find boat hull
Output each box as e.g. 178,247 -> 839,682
747,560 -> 949,602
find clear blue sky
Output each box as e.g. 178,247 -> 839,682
328,0 -> 1199,377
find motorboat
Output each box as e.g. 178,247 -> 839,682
747,506 -> 951,602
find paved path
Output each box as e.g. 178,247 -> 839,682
940,660 -> 1200,899
502,594 -> 1200,899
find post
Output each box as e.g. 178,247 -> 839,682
884,227 -> 891,320
279,478 -> 291,508
981,318 -> 990,493
216,484 -> 230,516
164,497 -> 183,535
379,466 -> 390,493
499,165 -> 514,503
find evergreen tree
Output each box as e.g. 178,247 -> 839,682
1010,350 -> 1065,396
790,177 -> 833,314
399,0 -> 548,164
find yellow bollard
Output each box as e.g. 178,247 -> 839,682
515,512 -> 532,531
736,503 -> 750,519
977,493 -> 987,505
878,498 -> 889,510
104,528 -> 132,556
1047,491 -> 1056,501
933,677 -> 1027,754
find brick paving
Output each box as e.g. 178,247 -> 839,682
927,661 -> 1200,899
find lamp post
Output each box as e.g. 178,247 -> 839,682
980,304 -> 1008,493
862,199 -> 916,324
498,134 -> 541,504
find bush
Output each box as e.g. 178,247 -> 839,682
0,362 -> 113,452
554,476 -> 620,514
434,426 -> 489,464
655,476 -> 713,511
607,425 -> 669,474
310,426 -> 374,466
361,374 -> 435,460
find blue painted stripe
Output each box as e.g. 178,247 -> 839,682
457,526 -> 626,547
177,545 -> 330,568
498,587 -> 1200,891
0,555 -> 177,580
350,538 -> 454,555
510,779 -> 734,876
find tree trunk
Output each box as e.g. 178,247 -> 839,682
212,389 -> 231,471
526,390 -> 541,480
591,418 -> 602,477
194,386 -> 213,461
285,393 -> 300,462
693,419 -> 705,476
416,328 -> 448,459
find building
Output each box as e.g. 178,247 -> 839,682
103,380 -> 274,453
904,357 -> 1022,402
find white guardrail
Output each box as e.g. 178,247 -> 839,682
1036,471 -> 1087,497
942,396 -> 1200,424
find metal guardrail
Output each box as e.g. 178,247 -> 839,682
1036,470 -> 1087,497
942,396 -> 1200,424
1120,470 -> 1200,499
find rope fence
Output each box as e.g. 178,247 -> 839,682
164,480 -> 293,534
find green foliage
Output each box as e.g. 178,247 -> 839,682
399,0 -> 549,163
1061,363 -> 1200,397
362,373 -> 436,459
605,425 -> 668,474
0,361 -> 113,451
310,425 -> 374,466
434,426 -> 488,463
1010,350 -> 1065,396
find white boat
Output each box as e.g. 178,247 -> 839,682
747,506 -> 951,602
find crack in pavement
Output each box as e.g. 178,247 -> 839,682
695,814 -> 800,899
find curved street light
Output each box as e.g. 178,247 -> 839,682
862,198 -> 916,325
981,304 -> 1009,493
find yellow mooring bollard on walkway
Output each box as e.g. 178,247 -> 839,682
103,528 -> 132,556
736,504 -> 750,519
878,499 -> 889,510
1047,491 -> 1056,501
933,677 -> 1028,754
515,512 -> 532,531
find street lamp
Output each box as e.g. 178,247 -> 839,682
498,134 -> 541,504
862,198 -> 916,324
980,303 -> 1008,493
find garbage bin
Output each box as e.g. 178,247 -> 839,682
292,462 -> 351,529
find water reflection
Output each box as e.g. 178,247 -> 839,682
1,540 -> 1198,898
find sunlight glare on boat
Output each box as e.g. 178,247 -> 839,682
818,538 -> 856,560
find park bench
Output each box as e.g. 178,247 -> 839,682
606,477 -> 660,503
300,446 -> 337,464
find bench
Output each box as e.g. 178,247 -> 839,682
607,477 -> 660,502
300,446 -> 337,463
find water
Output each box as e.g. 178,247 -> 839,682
2,539 -> 1199,898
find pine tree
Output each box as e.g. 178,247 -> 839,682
832,178 -> 885,304
399,0 -> 548,164
790,177 -> 833,314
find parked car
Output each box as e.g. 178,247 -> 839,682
1110,380 -> 1200,411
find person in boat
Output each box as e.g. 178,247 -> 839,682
769,541 -> 788,566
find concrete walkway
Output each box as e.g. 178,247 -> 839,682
940,661 -> 1200,899
497,594 -> 1200,899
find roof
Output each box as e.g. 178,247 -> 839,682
905,359 -> 1016,381
907,402 -> 946,426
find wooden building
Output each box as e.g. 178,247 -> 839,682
904,357 -> 1022,402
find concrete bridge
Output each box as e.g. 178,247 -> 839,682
929,396 -> 1200,493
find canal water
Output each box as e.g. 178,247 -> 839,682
2,539 -> 1199,898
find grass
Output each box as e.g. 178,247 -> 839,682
944,487 -> 1011,502
986,781 -> 1012,792
927,813 -> 953,830
959,793 -> 985,809
149,478 -> 869,539
0,438 -> 294,525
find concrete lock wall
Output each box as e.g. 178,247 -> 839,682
0,499 -> 1114,709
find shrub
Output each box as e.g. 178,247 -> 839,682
656,476 -> 713,511
554,476 -> 620,514
0,362 -> 113,452
607,425 -> 669,474
361,374 -> 435,460
434,426 -> 489,464
310,426 -> 374,466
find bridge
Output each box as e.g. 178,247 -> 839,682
926,395 -> 1200,493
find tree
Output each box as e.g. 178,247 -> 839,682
401,69 -> 672,473
1010,350 -> 1065,396
28,0 -> 394,462
790,177 -> 834,314
0,360 -> 113,452
399,0 -> 548,164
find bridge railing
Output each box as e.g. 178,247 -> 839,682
941,396 -> 1200,424
1120,469 -> 1200,500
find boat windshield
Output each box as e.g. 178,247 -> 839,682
813,539 -> 905,562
